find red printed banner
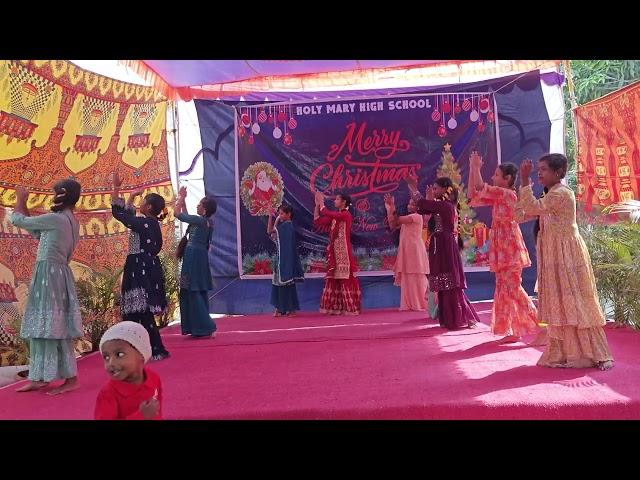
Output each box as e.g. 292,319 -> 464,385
575,81 -> 640,211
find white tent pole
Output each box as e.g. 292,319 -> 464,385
171,100 -> 183,238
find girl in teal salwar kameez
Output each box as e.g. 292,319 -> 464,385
267,205 -> 304,317
175,187 -> 217,338
10,179 -> 83,395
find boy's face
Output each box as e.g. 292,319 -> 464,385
101,339 -> 145,384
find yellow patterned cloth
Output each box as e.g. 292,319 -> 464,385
0,60 -> 174,349
518,184 -> 613,367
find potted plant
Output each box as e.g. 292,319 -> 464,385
158,229 -> 180,328
75,268 -> 122,352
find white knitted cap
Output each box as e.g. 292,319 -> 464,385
99,321 -> 152,363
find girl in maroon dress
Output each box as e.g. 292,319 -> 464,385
404,174 -> 479,330
313,191 -> 361,315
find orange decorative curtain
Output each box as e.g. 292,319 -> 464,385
575,80 -> 640,211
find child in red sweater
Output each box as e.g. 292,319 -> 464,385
95,321 -> 163,420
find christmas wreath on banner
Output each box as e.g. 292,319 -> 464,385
240,162 -> 284,216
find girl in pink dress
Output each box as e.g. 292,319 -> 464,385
468,152 -> 539,343
384,195 -> 430,311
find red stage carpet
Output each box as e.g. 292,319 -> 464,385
1,301 -> 640,420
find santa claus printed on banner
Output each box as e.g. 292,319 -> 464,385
240,162 -> 285,216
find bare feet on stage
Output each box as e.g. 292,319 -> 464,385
598,360 -> 614,371
499,335 -> 522,344
16,381 -> 49,393
47,377 -> 79,396
529,329 -> 548,346
273,310 -> 283,317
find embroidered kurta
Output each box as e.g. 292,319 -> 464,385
518,183 -> 613,366
470,183 -> 531,272
314,207 -> 358,279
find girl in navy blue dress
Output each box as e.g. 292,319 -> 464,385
112,173 -> 170,361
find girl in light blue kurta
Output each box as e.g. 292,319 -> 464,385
10,179 -> 83,395
175,187 -> 217,338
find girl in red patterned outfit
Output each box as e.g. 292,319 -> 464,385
468,152 -> 539,343
313,191 -> 361,315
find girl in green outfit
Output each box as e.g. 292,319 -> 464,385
10,179 -> 83,396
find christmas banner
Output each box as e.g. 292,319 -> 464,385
236,92 -> 499,277
0,60 -> 174,349
575,81 -> 640,211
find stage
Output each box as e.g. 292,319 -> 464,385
1,301 -> 639,420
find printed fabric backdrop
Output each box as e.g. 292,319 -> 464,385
575,80 -> 640,211
236,92 -> 499,277
0,60 -> 174,358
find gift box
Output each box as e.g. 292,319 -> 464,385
472,222 -> 489,249
382,255 -> 396,271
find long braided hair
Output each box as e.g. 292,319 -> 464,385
428,177 -> 464,251
532,187 -> 548,242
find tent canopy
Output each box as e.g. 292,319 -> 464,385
122,60 -> 560,101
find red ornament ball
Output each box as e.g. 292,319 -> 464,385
277,110 -> 287,122
288,117 -> 297,129
454,103 -> 462,114
479,97 -> 490,113
283,133 -> 293,146
431,109 -> 441,122
248,134 -> 254,145
487,111 -> 495,122
238,127 -> 245,138
462,98 -> 472,111
442,100 -> 451,114
437,124 -> 446,137
258,110 -> 267,123
241,113 -> 250,128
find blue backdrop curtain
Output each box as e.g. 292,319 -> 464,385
195,70 -> 553,314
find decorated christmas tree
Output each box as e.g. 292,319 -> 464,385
436,143 -> 475,238
435,143 -> 489,267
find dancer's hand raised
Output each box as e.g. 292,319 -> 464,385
404,172 -> 418,192
520,159 -> 533,182
15,186 -> 28,203
426,186 -> 434,200
113,172 -> 122,189
384,193 -> 395,211
470,151 -> 483,169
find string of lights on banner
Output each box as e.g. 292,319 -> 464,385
234,92 -> 496,145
